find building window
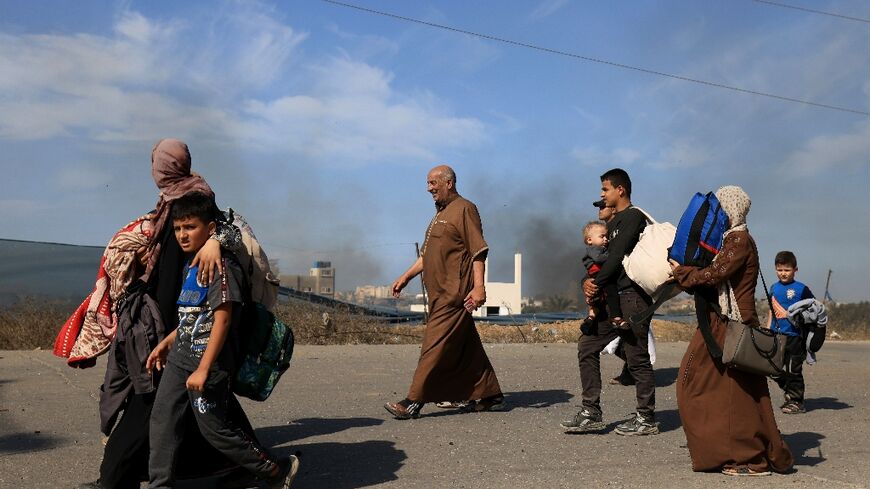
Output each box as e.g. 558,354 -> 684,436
320,270 -> 333,277
321,287 -> 332,293
486,306 -> 500,316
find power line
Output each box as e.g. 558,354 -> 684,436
751,0 -> 870,24
321,0 -> 869,117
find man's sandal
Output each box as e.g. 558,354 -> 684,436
721,466 -> 771,476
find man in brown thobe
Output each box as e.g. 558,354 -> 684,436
385,165 -> 503,420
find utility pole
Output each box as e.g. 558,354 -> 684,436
415,242 -> 428,323
823,269 -> 834,305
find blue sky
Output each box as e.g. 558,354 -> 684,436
1,0 -> 868,301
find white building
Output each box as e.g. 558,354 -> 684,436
474,253 -> 522,317
409,253 -> 523,317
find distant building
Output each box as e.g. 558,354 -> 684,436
354,285 -> 393,303
409,253 -> 523,317
281,261 -> 335,299
474,253 -> 522,317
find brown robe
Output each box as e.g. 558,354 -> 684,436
673,231 -> 793,473
407,194 -> 502,403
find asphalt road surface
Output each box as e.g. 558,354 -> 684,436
1,342 -> 868,488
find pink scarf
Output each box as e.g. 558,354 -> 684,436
143,138 -> 214,280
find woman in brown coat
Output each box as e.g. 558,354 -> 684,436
669,186 -> 793,476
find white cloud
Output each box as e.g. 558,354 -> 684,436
783,122 -> 870,176
241,58 -> 485,163
530,0 -> 570,21
0,6 -> 485,165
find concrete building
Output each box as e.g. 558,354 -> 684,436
474,253 -> 522,317
353,285 -> 394,303
281,261 -> 335,299
409,253 -> 523,317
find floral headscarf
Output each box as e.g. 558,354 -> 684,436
713,185 -> 752,321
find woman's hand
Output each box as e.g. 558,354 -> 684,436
668,259 -> 680,275
191,238 -> 222,285
146,338 -> 171,374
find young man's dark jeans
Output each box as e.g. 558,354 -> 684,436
149,363 -> 278,488
773,335 -> 806,403
577,288 -> 655,417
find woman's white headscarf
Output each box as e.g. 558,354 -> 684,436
714,185 -> 751,321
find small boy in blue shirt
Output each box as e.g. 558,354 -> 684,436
767,250 -> 814,415
146,192 -> 299,488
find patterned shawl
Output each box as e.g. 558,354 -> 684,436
713,185 -> 751,322
54,216 -> 153,367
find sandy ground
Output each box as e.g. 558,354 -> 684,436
1,342 -> 868,488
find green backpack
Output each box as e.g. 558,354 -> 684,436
233,302 -> 295,401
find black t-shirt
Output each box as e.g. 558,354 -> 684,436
593,206 -> 647,292
168,252 -> 245,373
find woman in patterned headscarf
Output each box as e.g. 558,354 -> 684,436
72,139 -> 251,489
669,186 -> 793,477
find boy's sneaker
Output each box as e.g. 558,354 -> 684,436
560,408 -> 605,433
264,455 -> 300,489
781,401 -> 805,414
614,413 -> 659,436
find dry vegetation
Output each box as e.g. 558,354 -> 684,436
0,297 -> 73,350
1,296 -> 867,350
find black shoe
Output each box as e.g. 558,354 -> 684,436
614,413 -> 659,436
263,455 -> 300,489
580,316 -> 596,336
560,408 -> 605,433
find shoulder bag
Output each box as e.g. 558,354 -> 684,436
722,266 -> 785,376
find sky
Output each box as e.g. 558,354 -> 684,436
1,0 -> 868,301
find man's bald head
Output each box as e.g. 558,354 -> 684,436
428,165 -> 456,185
427,165 -> 458,208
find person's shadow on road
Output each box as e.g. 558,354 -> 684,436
278,440 -> 406,489
256,416 -> 384,445
805,397 -> 851,412
655,367 -> 679,387
256,417 -> 406,488
504,389 -> 573,410
783,431 -> 826,467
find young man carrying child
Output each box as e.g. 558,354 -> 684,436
145,192 -> 299,488
579,217 -> 624,335
767,250 -> 815,415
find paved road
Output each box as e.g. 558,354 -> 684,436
1,342 -> 868,488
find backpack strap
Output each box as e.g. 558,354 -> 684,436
695,291 -> 724,359
629,281 -> 677,325
631,206 -> 657,225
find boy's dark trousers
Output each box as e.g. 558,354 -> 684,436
149,362 -> 279,488
772,334 -> 807,404
577,288 -> 655,417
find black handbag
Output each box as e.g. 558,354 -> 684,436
721,269 -> 786,376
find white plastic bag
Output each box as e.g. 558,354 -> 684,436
623,207 -> 679,302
